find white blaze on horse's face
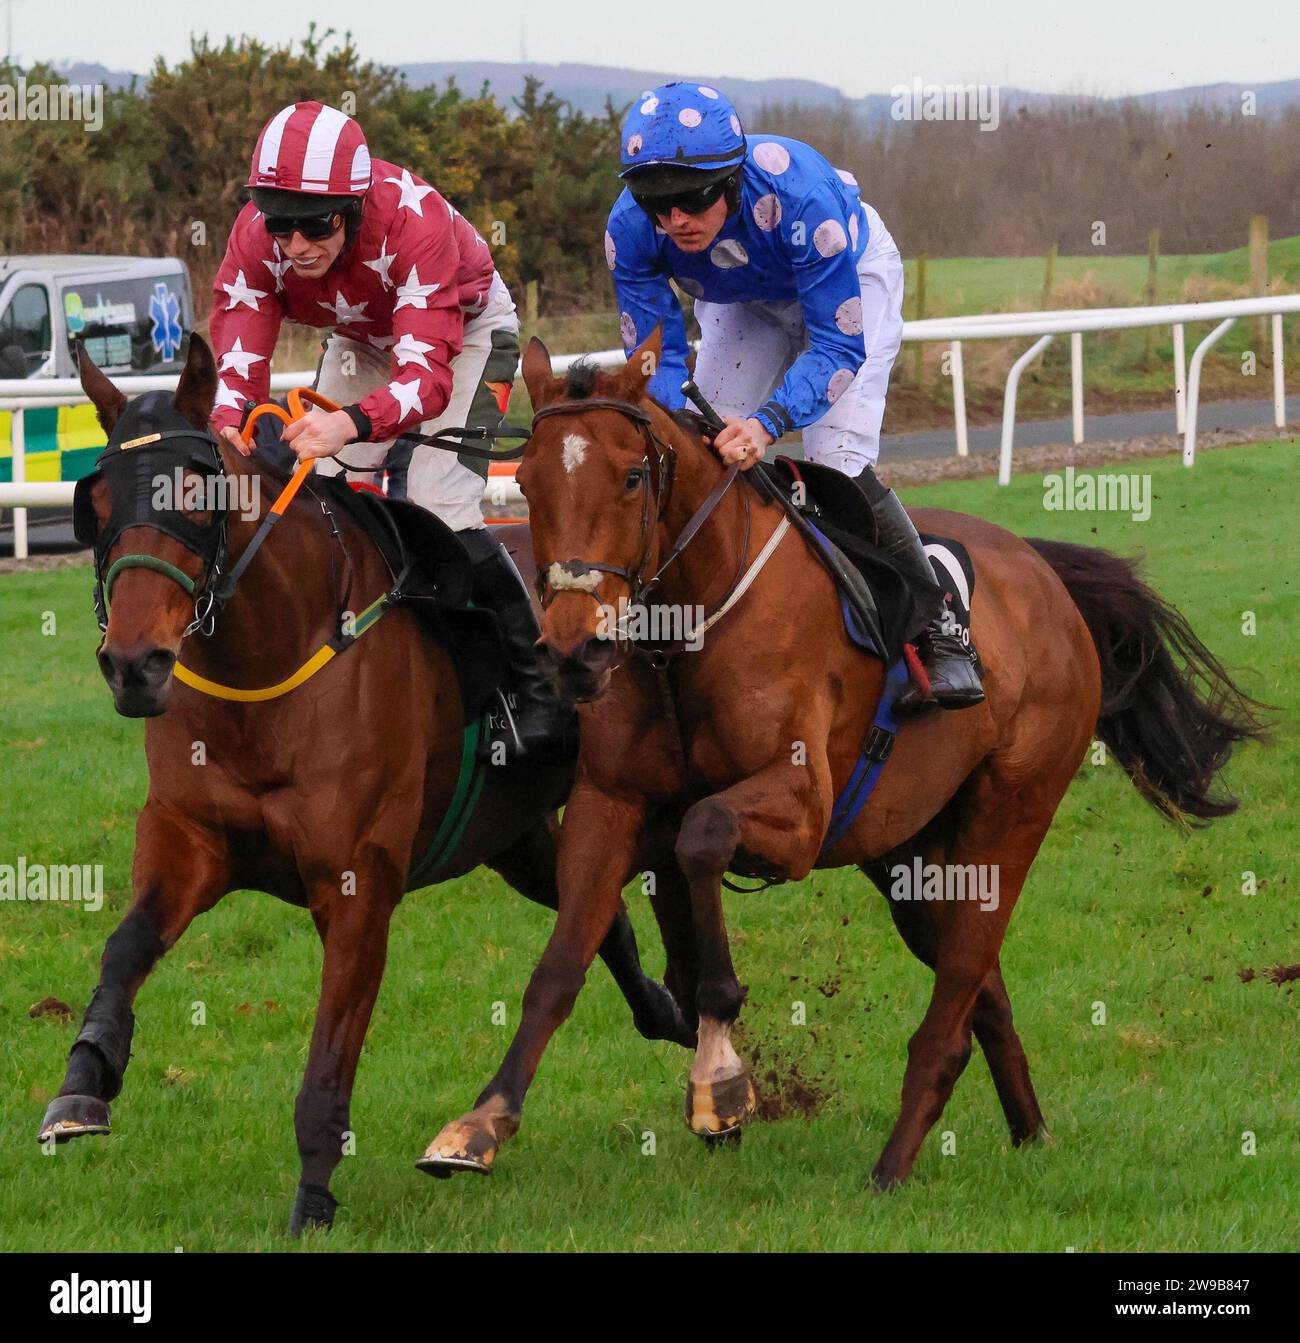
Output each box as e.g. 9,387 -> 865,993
561,433 -> 589,475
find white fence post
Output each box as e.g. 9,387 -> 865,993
1272,312 -> 1285,430
950,340 -> 968,457
1183,318 -> 1236,468
1173,323 -> 1187,434
1070,331 -> 1084,445
999,334 -> 1055,486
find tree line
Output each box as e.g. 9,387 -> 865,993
0,28 -> 624,319
757,97 -> 1300,258
2,29 -> 1297,323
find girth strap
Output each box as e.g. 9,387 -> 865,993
820,657 -> 909,855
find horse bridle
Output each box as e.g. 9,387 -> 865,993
529,396 -> 749,630
530,397 -> 679,609
73,410 -> 368,643
73,425 -> 232,636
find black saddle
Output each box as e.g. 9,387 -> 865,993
248,414 -> 508,721
755,456 -> 954,662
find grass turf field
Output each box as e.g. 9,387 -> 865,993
0,441 -> 1295,1252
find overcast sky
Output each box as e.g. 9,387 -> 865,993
9,0 -> 1299,98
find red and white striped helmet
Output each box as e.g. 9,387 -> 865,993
247,101 -> 372,196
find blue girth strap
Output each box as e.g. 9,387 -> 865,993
820,657 -> 909,856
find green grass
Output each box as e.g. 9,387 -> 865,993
902,233 -> 1300,318
1,442 -> 1296,1251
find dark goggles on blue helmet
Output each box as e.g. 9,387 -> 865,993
630,172 -> 736,220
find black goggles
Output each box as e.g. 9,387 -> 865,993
261,210 -> 346,242
631,176 -> 731,219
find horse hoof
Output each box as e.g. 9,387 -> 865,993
702,1126 -> 743,1151
37,1094 -> 111,1144
686,1069 -> 757,1140
415,1153 -> 493,1179
1014,1123 -> 1054,1149
289,1184 -> 337,1236
415,1119 -> 499,1179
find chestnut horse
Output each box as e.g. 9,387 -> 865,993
420,330 -> 1265,1190
36,336 -> 690,1233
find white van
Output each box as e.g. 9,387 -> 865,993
0,254 -> 195,381
0,256 -> 195,486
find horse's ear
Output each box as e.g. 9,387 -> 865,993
522,336 -> 561,407
173,333 -> 218,428
76,340 -> 127,435
612,325 -> 663,401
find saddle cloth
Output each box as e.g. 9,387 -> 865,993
759,455 -> 976,663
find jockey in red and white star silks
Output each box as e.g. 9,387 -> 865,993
209,99 -> 519,533
209,101 -> 573,762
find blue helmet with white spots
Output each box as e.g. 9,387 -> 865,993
619,81 -> 746,180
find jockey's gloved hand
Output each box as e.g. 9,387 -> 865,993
231,396 -> 298,475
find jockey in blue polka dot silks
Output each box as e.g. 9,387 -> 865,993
607,81 -> 983,710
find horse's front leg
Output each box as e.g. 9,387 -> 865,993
289,862 -> 400,1236
676,762 -> 828,1143
418,783 -> 645,1177
37,806 -> 229,1145
489,817 -> 695,1047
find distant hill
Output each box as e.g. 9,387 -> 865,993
398,61 -> 851,118
53,59 -> 1300,123
57,62 -> 140,91
395,63 -> 1300,124
1130,77 -> 1300,117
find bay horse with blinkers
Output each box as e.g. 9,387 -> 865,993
36,335 -> 691,1233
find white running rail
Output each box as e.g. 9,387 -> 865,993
3,296 -> 1296,555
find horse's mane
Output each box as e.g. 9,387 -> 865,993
564,360 -> 600,400
559,358 -> 711,450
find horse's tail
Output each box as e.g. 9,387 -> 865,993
1026,538 -> 1270,823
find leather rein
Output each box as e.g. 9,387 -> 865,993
528,396 -> 766,665
79,390 -> 411,701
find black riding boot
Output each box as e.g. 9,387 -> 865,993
853,466 -> 985,711
460,529 -> 577,763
